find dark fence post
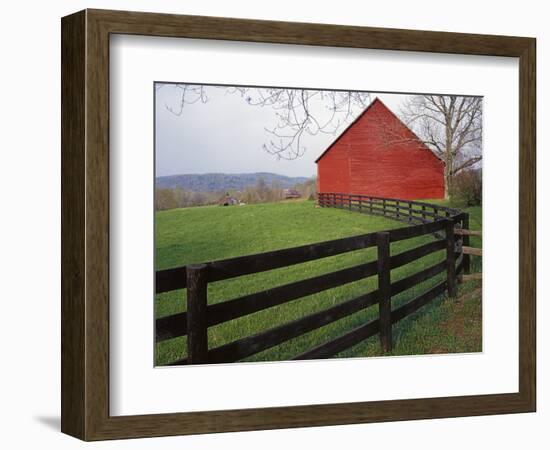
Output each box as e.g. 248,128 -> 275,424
377,232 -> 392,352
187,264 -> 208,364
445,220 -> 458,298
462,213 -> 471,275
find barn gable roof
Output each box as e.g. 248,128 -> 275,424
314,97 -> 444,165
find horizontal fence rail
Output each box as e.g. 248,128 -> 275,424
318,192 -> 462,226
156,194 -> 472,365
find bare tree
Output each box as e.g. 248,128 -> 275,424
162,84 -> 371,160
400,95 -> 482,198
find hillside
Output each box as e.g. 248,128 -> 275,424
156,172 -> 310,192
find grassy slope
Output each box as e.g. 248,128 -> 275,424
155,200 -> 481,365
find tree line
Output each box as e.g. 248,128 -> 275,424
155,171 -> 479,211
155,177 -> 317,211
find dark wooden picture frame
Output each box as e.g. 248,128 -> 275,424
61,9 -> 536,441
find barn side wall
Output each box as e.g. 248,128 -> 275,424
316,99 -> 445,200
317,144 -> 351,195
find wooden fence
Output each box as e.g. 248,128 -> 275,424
318,192 -> 471,273
156,194 -> 470,365
318,192 -> 461,224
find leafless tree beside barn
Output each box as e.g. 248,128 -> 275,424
399,95 -> 482,197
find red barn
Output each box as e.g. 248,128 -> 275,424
315,98 -> 445,200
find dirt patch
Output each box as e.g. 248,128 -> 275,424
428,285 -> 482,353
427,346 -> 449,354
458,285 -> 482,303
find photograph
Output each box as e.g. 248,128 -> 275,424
154,83 -> 483,366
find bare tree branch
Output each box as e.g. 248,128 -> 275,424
161,84 -> 371,160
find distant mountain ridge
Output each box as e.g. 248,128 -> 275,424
156,172 -> 311,192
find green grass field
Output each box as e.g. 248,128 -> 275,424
155,200 -> 482,365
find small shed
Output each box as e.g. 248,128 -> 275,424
219,194 -> 239,206
315,98 -> 445,200
283,189 -> 301,199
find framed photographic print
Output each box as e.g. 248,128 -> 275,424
61,9 -> 536,440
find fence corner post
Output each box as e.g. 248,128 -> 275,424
186,264 -> 208,364
445,219 -> 458,298
462,213 -> 471,275
376,232 -> 392,352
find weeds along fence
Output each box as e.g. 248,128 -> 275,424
156,195 -> 470,365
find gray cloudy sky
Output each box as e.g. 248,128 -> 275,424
155,84 -> 411,178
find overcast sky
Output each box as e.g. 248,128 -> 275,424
155,84 -> 415,178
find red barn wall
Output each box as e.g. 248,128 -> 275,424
317,99 -> 445,200
317,144 -> 350,195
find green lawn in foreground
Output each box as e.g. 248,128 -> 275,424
155,199 -> 482,365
